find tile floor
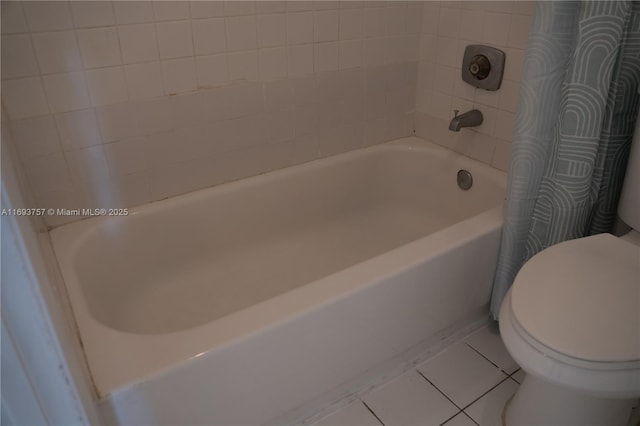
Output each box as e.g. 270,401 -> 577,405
313,322 -> 523,426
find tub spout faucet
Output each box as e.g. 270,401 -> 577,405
448,109 -> 483,132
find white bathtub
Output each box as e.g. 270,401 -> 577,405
51,136 -> 506,425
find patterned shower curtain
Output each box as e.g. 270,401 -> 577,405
490,1 -> 640,319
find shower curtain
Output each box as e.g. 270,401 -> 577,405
490,1 -> 640,319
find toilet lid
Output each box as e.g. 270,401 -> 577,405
511,233 -> 640,363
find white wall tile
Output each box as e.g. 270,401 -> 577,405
256,1 -> 285,15
70,1 -> 115,28
170,92 -> 207,128
286,1 -> 314,13
263,79 -> 294,110
474,87 -> 499,107
23,153 -> 74,195
435,36 -> 458,67
485,1 -> 514,14
1,35 -> 39,79
103,137 -> 148,176
339,8 -> 363,40
362,37 -> 388,66
42,72 -> 91,113
196,54 -> 229,87
96,103 -> 138,142
133,98 -> 175,135
286,12 -> 314,45
508,14 -> 532,49
22,1 -> 73,32
363,7 -> 387,38
494,110 -> 516,143
453,78 -> 475,101
257,14 -> 286,48
114,1 -> 155,24
314,42 -> 339,72
1,1 -> 28,34
492,139 -> 511,172
2,77 -> 49,119
460,9 -> 484,41
32,31 -> 83,74
162,58 -> 197,94
421,4 -> 439,35
512,2 -> 535,16
192,18 -> 227,55
124,62 -> 164,100
504,47 -> 525,82
119,24 -> 159,64
10,115 -> 61,159
433,65 -> 455,95
287,44 -> 314,76
420,34 -> 437,61
156,20 -> 194,59
190,1 -> 225,19
153,1 -> 190,21
226,15 -> 258,51
498,79 -> 521,113
259,48 -> 288,81
314,1 -> 339,11
386,6 -> 406,35
482,12 -> 510,47
224,1 -> 256,17
314,10 -> 339,42
54,108 -> 102,150
224,83 -> 263,118
406,4 -> 423,34
77,27 -> 122,68
339,40 -> 362,69
437,7 -> 461,38
475,105 -> 496,136
388,35 -> 417,63
85,67 -> 128,107
65,145 -> 110,184
228,50 -> 259,81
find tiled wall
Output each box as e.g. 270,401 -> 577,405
414,1 -> 533,172
1,0 -> 421,227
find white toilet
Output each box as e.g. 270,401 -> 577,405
499,106 -> 640,425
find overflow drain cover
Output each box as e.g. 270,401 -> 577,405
457,169 -> 473,190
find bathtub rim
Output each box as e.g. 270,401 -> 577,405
50,137 -> 507,395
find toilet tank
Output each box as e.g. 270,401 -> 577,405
618,96 -> 640,230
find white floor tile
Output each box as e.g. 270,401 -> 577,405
314,401 -> 381,426
362,371 -> 458,426
442,411 -> 478,425
465,378 -> 519,426
511,369 -> 525,384
417,342 -> 508,408
464,325 -> 519,374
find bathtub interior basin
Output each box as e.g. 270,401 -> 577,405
57,137 -> 504,336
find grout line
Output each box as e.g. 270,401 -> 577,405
438,410 -> 464,426
461,375 -> 513,411
464,342 -> 502,370
416,370 -> 462,411
360,399 -> 385,426
461,410 -> 480,426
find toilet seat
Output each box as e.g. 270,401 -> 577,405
501,233 -> 640,398
511,233 -> 640,363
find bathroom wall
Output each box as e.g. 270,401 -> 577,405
415,1 -> 533,171
1,0 -> 421,227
